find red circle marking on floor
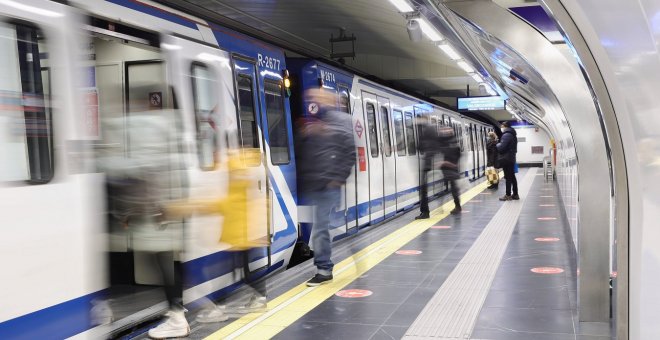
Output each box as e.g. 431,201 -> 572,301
535,237 -> 560,242
537,217 -> 557,221
531,267 -> 564,274
539,204 -> 555,207
336,289 -> 373,298
396,250 -> 422,255
431,225 -> 452,229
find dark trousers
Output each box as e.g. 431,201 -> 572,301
420,169 -> 430,214
156,251 -> 183,310
502,162 -> 518,196
449,179 -> 460,208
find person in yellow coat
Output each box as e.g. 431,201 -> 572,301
166,148 -> 269,323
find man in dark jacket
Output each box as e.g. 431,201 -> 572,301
415,120 -> 440,219
297,89 -> 356,286
496,121 -> 519,200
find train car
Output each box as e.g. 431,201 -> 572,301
0,1 -> 492,338
288,59 -> 492,245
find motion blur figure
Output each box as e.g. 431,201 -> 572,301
297,88 -> 356,287
166,148 -> 270,323
416,120 -> 440,219
438,126 -> 462,214
96,101 -> 189,339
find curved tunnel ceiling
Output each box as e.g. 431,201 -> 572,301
156,0 -> 567,122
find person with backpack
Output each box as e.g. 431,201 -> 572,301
297,88 -> 356,287
497,121 -> 519,201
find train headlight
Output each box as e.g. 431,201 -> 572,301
283,69 -> 291,97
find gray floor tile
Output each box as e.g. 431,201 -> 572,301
272,321 -> 379,340
475,305 -> 575,334
470,327 -> 575,340
299,300 -> 398,325
370,326 -> 408,340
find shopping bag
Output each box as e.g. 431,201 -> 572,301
514,163 -> 519,173
486,166 -> 499,184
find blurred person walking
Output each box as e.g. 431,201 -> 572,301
438,126 -> 462,214
297,88 -> 356,287
486,131 -> 500,190
415,120 -> 441,219
497,121 -> 519,201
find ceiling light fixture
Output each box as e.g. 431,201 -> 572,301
389,0 -> 414,12
415,18 -> 443,41
456,60 -> 474,73
469,73 -> 483,83
438,42 -> 461,60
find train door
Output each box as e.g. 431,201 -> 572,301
378,97 -> 396,217
361,91 -> 384,223
338,86 -> 358,232
232,56 -> 272,270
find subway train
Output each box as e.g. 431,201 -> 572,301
0,0 -> 492,338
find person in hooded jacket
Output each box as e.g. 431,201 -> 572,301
496,121 -> 519,201
486,131 -> 499,189
415,120 -> 441,219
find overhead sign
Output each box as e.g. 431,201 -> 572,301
457,96 -> 505,111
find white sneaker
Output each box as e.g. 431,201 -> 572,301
227,296 -> 267,314
90,299 -> 113,326
195,305 -> 229,323
148,310 -> 190,339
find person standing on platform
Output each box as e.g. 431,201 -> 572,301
297,88 -> 356,287
486,131 -> 500,190
497,121 -> 519,201
415,120 -> 440,219
438,126 -> 462,214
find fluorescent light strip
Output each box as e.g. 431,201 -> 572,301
0,0 -> 63,17
456,60 -> 475,73
470,73 -> 483,83
438,43 -> 461,60
389,0 -> 414,12
416,18 -> 443,41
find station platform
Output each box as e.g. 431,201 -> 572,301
134,168 -> 612,340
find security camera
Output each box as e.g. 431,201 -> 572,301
407,20 -> 422,42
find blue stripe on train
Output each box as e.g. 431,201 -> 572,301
106,0 -> 200,30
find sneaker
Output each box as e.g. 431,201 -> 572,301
306,273 -> 333,287
195,305 -> 228,323
499,195 -> 513,201
90,299 -> 113,326
512,194 -> 520,200
450,207 -> 462,215
415,213 -> 430,220
228,295 -> 267,314
148,310 -> 190,339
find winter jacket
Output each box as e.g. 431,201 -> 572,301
486,139 -> 499,168
418,122 -> 440,171
496,127 -> 517,164
297,111 -> 356,192
439,127 -> 461,180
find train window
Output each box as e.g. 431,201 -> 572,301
191,63 -> 218,170
264,80 -> 290,165
393,110 -> 406,156
380,106 -> 392,157
404,112 -> 416,155
338,86 -> 350,113
237,75 -> 261,166
366,103 -> 378,157
0,23 -> 53,183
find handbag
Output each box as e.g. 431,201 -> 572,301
486,166 -> 499,184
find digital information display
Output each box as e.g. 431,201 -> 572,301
457,96 -> 505,111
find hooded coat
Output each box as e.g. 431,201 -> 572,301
496,127 -> 517,164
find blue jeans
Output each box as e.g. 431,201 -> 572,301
308,188 -> 341,276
